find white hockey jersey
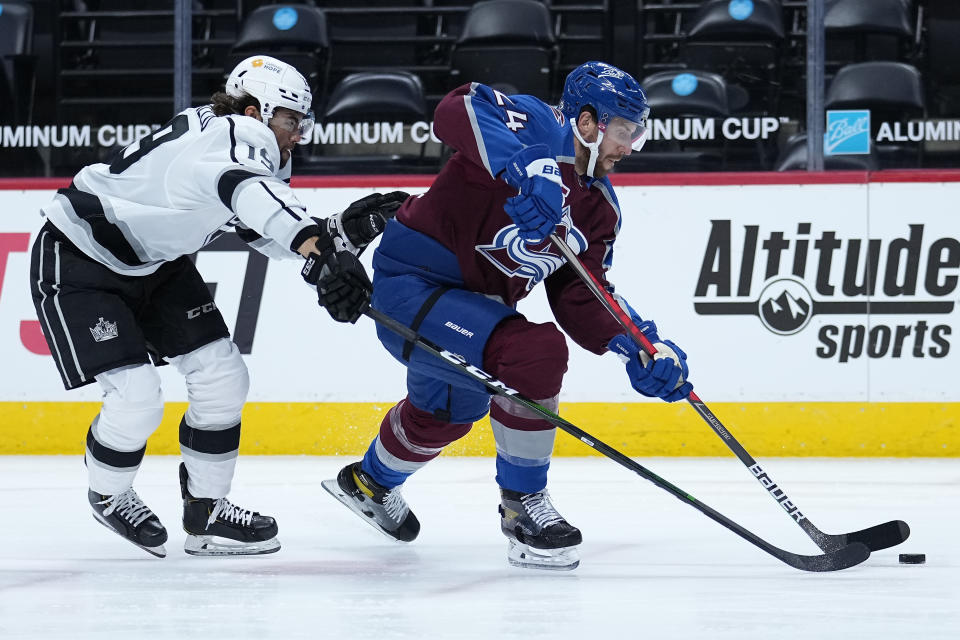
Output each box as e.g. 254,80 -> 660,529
41,105 -> 316,276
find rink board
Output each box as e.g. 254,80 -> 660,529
0,400 -> 956,456
1,171 -> 959,456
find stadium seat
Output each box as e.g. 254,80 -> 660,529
825,62 -> 925,114
686,0 -> 785,40
322,71 -> 426,122
641,70 -> 731,117
682,0 -> 785,113
824,0 -> 917,71
825,0 -> 914,36
775,133 -> 879,171
0,0 -> 36,125
631,70 -> 733,171
825,61 -> 926,167
922,0 -> 960,117
302,71 -> 436,174
324,0 -> 424,73
230,4 -> 330,95
449,0 -> 557,100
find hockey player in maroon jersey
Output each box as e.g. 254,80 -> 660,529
322,61 -> 693,570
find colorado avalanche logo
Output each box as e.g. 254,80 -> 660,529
550,106 -> 566,127
476,217 -> 588,291
597,64 -> 625,80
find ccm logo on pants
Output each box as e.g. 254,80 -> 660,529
186,302 -> 218,319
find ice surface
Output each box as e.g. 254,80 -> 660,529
0,456 -> 956,639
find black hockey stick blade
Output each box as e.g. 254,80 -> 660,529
816,519 -> 910,553
363,306 -> 871,572
774,541 -> 871,573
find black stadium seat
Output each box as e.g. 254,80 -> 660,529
825,61 -> 925,114
449,0 -> 557,100
825,0 -> 914,36
682,0 -> 785,113
230,4 -> 330,95
775,133 -> 879,171
641,70 -> 731,117
322,71 -> 426,122
0,0 -> 36,125
824,0 -> 917,71
302,71 -> 436,174
624,70 -> 732,172
825,61 -> 926,167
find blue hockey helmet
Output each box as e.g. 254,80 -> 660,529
560,61 -> 650,156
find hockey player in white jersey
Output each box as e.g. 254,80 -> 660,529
28,55 -> 404,557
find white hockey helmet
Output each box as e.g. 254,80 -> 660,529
226,55 -> 314,134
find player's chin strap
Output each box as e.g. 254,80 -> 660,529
569,118 -> 603,179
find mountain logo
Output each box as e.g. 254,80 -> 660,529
758,278 -> 813,335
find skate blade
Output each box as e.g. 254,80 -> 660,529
184,534 -> 281,557
506,539 -> 580,571
91,511 -> 166,558
321,477 -> 409,544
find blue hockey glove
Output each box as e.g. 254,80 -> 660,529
608,320 -> 693,403
502,144 -> 564,243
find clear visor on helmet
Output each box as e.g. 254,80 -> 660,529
600,113 -> 649,151
269,109 -> 315,138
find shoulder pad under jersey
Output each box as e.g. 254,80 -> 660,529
224,114 -> 283,175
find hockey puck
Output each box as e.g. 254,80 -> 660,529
898,553 -> 926,564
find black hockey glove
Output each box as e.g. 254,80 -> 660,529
319,191 -> 409,255
301,249 -> 373,324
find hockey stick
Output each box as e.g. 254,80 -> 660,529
547,232 -> 909,554
364,305 -> 869,572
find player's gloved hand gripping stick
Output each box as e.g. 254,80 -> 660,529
607,302 -> 692,402
362,305 -> 870,572
502,144 -> 565,244
546,232 -> 910,555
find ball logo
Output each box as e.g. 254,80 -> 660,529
252,58 -> 264,68
825,110 -> 871,155
758,278 -> 812,335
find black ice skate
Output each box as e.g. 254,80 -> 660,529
321,462 -> 420,542
499,488 -> 582,571
89,488 -> 168,558
179,463 -> 280,556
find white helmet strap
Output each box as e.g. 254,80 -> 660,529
570,117 -> 603,179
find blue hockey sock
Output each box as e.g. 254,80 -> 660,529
495,454 -> 550,494
361,439 -> 413,489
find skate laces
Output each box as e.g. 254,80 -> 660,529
381,488 -> 409,523
207,498 -> 253,529
99,488 -> 154,528
520,491 -> 565,528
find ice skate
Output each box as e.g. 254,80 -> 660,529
322,461 -> 420,542
499,488 -> 582,571
89,488 -> 168,558
179,463 -> 280,556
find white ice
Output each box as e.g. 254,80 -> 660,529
0,456 -> 956,640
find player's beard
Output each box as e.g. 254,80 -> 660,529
593,154 -> 621,179
279,148 -> 291,168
